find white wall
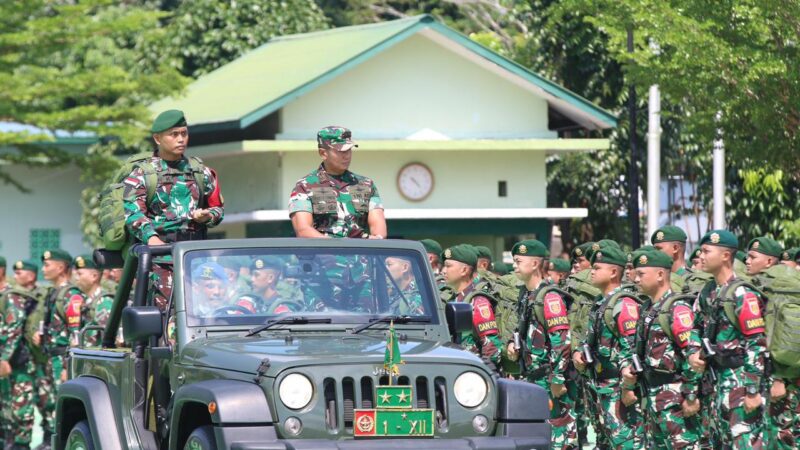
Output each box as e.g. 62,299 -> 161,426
0,164 -> 89,265
204,152 -> 283,213
280,150 -> 547,210
279,33 -> 554,140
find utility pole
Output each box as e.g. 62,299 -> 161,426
647,85 -> 661,240
713,111 -> 725,229
627,28 -> 641,248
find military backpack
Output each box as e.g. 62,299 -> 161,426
749,265 -> 800,372
563,269 -> 601,351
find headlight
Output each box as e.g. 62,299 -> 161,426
279,373 -> 313,410
453,371 -> 488,408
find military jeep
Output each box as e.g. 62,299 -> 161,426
54,239 -> 550,449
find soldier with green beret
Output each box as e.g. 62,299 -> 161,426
420,239 -> 443,274
548,258 -> 571,286
780,247 -> 800,269
745,236 -> 783,276
573,245 -> 644,448
652,225 -> 692,276
507,239 -> 577,448
475,246 -> 493,272
625,247 -> 703,448
124,109 -> 225,312
440,244 -> 504,373
72,255 -> 114,347
236,257 -> 303,315
690,230 -> 767,447
289,126 -> 386,240
689,248 -> 703,271
570,242 -> 594,273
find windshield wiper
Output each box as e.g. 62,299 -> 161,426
246,315 -> 332,337
350,315 -> 431,334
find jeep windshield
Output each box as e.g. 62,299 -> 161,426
183,247 -> 437,327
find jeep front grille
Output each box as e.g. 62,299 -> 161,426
322,374 -> 448,434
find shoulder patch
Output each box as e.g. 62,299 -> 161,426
738,291 -> 765,336
543,291 -> 569,332
671,304 -> 695,348
616,297 -> 639,336
472,296 -> 498,337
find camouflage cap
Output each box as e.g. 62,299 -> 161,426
420,239 -> 442,256
632,248 -> 673,269
42,249 -> 72,263
747,237 -> 783,258
441,244 -> 478,268
73,254 -> 99,270
699,229 -> 738,249
151,109 -> 187,133
13,259 -> 38,274
317,126 -> 357,152
590,246 -> 627,267
549,258 -> 572,273
192,262 -> 227,281
651,225 -> 688,244
475,246 -> 493,261
512,239 -> 548,257
251,256 -> 283,272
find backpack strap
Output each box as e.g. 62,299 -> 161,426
657,294 -> 697,342
603,290 -> 648,338
188,156 -> 206,208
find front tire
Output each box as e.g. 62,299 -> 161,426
184,425 -> 217,450
65,420 -> 95,450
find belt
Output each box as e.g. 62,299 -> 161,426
644,370 -> 681,387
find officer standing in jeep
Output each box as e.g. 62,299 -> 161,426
0,260 -> 41,450
123,109 -> 224,310
506,239 -> 577,449
289,126 -> 387,239
690,230 -> 767,447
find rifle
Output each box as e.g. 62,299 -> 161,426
701,337 -> 718,383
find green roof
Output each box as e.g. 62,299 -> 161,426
151,15 -> 616,132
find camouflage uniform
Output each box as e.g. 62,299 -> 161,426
0,289 -> 38,447
83,286 -> 114,346
288,163 -> 383,238
123,155 -> 223,310
449,281 -> 503,370
766,369 -> 800,449
697,275 -> 767,448
388,280 -> 424,315
519,281 -> 577,449
638,290 -> 703,449
583,286 -> 644,449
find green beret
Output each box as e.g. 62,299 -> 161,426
586,239 -> 621,261
512,239 -> 548,257
420,239 -> 442,256
632,248 -> 673,269
689,248 -> 702,261
442,244 -> 478,268
493,263 -> 510,275
217,256 -> 250,271
549,258 -> 572,273
699,229 -> 738,249
571,242 -> 594,260
151,109 -> 187,133
72,254 -> 99,270
0,256 -> 5,269
736,250 -> 747,263
42,249 -> 72,263
13,259 -> 38,274
651,225 -> 688,244
251,256 -> 284,271
747,237 -> 783,258
590,246 -> 627,267
475,246 -> 493,261
782,247 -> 800,262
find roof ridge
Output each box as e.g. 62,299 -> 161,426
267,14 -> 428,43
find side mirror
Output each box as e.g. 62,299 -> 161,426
445,302 -> 472,343
122,306 -> 163,343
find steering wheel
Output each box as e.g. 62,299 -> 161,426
212,305 -> 254,316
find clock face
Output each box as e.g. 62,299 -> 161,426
397,162 -> 434,202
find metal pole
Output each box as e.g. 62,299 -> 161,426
712,112 -> 725,229
647,85 -> 661,240
627,28 -> 641,248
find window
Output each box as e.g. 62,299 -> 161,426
30,229 -> 60,259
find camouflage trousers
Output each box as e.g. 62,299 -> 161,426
713,370 -> 764,449
529,375 -> 578,449
590,378 -> 644,449
38,355 -> 65,435
698,377 -> 718,449
643,381 -> 701,449
765,380 -> 800,449
582,373 -> 611,448
571,376 -> 588,446
1,361 -> 37,445
150,262 -> 174,311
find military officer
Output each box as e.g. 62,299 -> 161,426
626,247 -> 702,449
440,244 -> 504,372
652,225 -> 692,276
384,256 -> 424,315
475,246 -> 493,272
289,126 -> 386,239
236,257 -> 303,315
690,230 -> 767,447
547,258 -> 571,286
507,239 -> 577,448
420,239 -> 443,275
72,255 -> 114,347
779,247 -> 799,269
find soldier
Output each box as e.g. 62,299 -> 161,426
689,230 -> 766,447
123,109 -> 224,310
506,240 -> 577,449
289,126 -> 386,239
101,268 -> 122,294
652,225 -> 691,276
440,244 -> 504,372
0,260 -> 40,450
0,256 -> 7,291
420,239 -> 443,277
72,255 -> 114,347
190,262 -> 231,316
236,258 -> 303,315
570,241 -> 593,274
689,248 -> 703,271
626,247 -> 702,449
475,246 -> 493,272
572,245 -> 644,449
779,247 -> 799,269
384,256 -> 424,315
548,258 -> 571,286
